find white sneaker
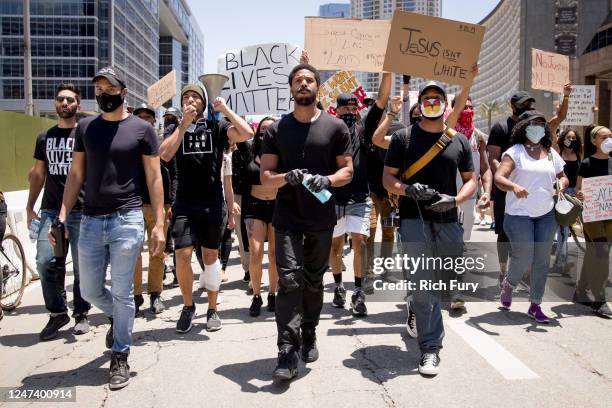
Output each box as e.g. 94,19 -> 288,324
405,300 -> 417,338
418,353 -> 440,376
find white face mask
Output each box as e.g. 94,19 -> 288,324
602,138 -> 612,154
563,139 -> 573,148
526,125 -> 545,144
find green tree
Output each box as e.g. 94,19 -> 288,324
478,100 -> 507,132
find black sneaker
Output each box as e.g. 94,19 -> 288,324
106,317 -> 113,349
572,288 -> 592,307
39,314 -> 70,341
109,351 -> 130,390
332,286 -> 346,308
301,328 -> 319,363
134,294 -> 144,316
249,295 -> 263,317
418,352 -> 440,376
272,345 -> 299,381
351,289 -> 368,317
150,293 -> 165,314
592,302 -> 612,318
267,293 -> 276,312
242,271 -> 250,282
176,305 -> 195,333
406,299 -> 417,338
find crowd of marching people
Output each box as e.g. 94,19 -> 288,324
7,49 -> 610,388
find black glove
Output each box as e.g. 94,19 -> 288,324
402,75 -> 411,85
284,169 -> 308,187
306,174 -> 331,193
404,183 -> 438,201
426,194 -> 457,212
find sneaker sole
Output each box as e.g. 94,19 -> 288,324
418,366 -> 439,376
527,314 -> 550,323
249,310 -> 261,317
109,379 -> 130,390
272,368 -> 298,381
176,322 -> 193,333
331,300 -> 345,308
405,328 -> 417,338
206,324 -> 222,332
39,332 -> 61,341
300,353 -> 319,363
73,327 -> 90,335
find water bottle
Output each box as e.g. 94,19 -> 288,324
28,218 -> 40,241
302,174 -> 332,204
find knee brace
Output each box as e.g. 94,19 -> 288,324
203,260 -> 222,292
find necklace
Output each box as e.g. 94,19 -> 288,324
526,144 -> 540,152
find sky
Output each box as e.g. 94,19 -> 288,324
188,0 -> 500,74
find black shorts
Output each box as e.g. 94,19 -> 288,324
242,195 -> 275,224
172,203 -> 228,250
492,192 -> 506,235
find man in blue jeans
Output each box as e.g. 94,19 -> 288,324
383,81 -> 476,376
52,67 -> 165,390
27,83 -> 91,341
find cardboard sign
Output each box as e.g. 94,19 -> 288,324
217,43 -> 301,116
563,85 -> 595,126
383,10 -> 485,86
531,48 -> 570,93
582,176 -> 612,223
147,69 -> 176,109
304,17 -> 390,73
317,71 -> 367,115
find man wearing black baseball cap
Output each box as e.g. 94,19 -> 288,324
329,93 -> 371,317
160,83 -> 253,334
54,66 -> 166,389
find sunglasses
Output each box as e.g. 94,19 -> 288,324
55,96 -> 76,103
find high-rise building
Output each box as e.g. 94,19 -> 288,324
318,3 -> 351,84
0,0 -> 204,115
349,0 -> 442,97
471,0 -> 610,131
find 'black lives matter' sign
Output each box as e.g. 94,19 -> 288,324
217,43 -> 301,116
383,10 -> 485,87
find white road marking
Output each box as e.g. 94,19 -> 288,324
447,319 -> 540,380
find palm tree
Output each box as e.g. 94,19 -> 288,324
478,100 -> 507,132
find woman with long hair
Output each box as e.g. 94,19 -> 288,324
574,125 -> 612,317
494,111 -> 569,323
243,117 -> 279,316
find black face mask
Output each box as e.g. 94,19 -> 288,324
340,113 -> 357,130
410,116 -> 420,125
96,92 -> 124,113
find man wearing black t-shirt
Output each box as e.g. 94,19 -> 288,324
54,67 -> 166,390
486,91 -> 534,285
383,81 -> 476,376
160,84 -> 253,334
261,63 -> 353,381
27,83 -> 91,341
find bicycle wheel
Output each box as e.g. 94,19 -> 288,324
1,234 -> 27,310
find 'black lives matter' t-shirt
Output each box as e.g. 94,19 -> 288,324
262,111 -> 351,232
487,117 -> 517,200
74,115 -> 159,216
578,156 -> 612,179
333,122 -> 369,205
385,124 -> 473,223
173,118 -> 231,210
34,126 -> 83,211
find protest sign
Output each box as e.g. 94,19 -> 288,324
317,71 -> 367,115
582,176 -> 612,223
304,17 -> 390,72
217,43 -> 301,116
147,69 -> 176,109
531,48 -> 570,93
383,10 -> 485,87
563,85 -> 595,126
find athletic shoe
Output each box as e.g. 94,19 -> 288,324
405,300 -> 417,338
301,328 -> 319,363
150,293 -> 165,314
527,303 -> 550,323
39,314 -> 70,341
572,288 -> 592,307
332,286 -> 346,308
362,273 -> 375,295
592,302 -> 612,318
134,294 -> 144,316
242,271 -> 250,282
109,351 -> 130,390
267,293 -> 276,312
500,281 -> 513,309
73,315 -> 90,335
418,352 -> 440,376
106,317 -> 113,349
351,289 -> 368,317
249,295 -> 263,317
176,305 -> 195,333
221,269 -> 229,283
272,345 -> 299,381
206,309 -> 222,331
450,296 -> 465,310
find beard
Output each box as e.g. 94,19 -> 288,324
293,88 -> 317,106
56,106 -> 77,119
